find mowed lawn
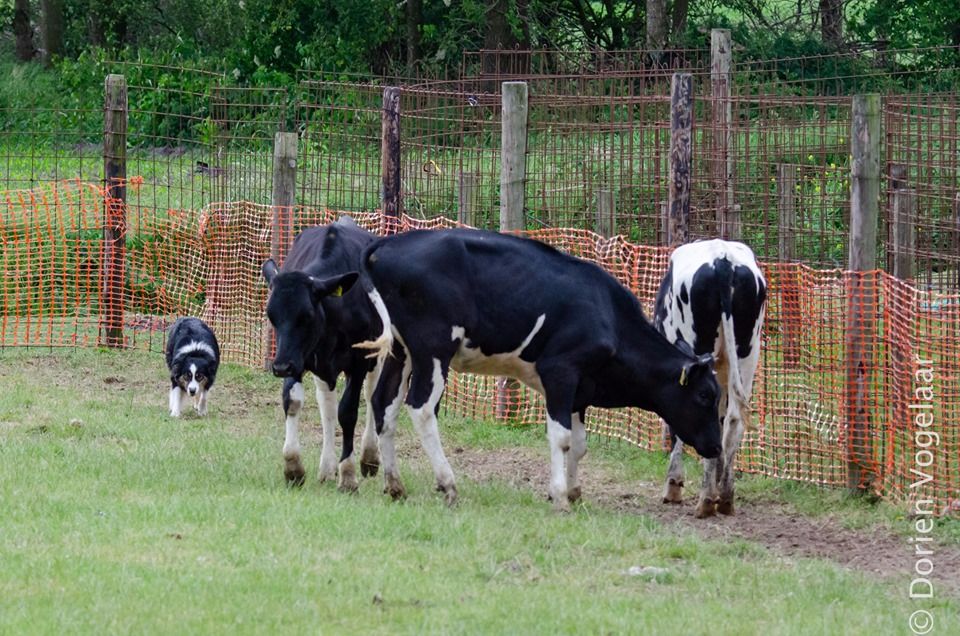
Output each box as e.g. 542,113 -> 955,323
0,349 -> 956,635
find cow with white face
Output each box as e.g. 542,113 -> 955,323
261,217 -> 382,492
655,239 -> 767,518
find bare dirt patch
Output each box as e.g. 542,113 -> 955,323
447,445 -> 960,597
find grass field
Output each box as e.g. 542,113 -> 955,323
0,348 -> 957,634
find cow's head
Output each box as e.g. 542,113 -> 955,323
658,342 -> 722,459
262,259 -> 359,378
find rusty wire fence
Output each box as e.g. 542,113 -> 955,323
1,47 -> 959,513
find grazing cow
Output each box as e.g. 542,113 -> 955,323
655,239 -> 767,518
356,228 -> 723,510
261,217 -> 381,491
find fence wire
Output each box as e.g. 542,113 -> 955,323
1,179 -> 957,514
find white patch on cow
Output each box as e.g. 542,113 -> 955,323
408,358 -> 456,499
566,411 -> 588,499
450,325 -> 465,342
547,416 -> 572,510
283,381 -> 305,461
174,340 -> 216,361
379,347 -> 413,499
354,288 -> 394,361
359,370 -> 380,470
315,377 -> 338,483
450,314 -> 546,394
168,386 -> 184,417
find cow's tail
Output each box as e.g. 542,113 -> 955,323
715,257 -> 754,431
353,242 -> 394,362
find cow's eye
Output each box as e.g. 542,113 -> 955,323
698,390 -> 711,401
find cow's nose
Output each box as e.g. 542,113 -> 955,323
272,362 -> 292,377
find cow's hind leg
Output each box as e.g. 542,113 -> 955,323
565,410 -> 588,504
282,377 -> 306,486
662,425 -> 685,504
695,456 -> 720,518
314,376 -> 338,484
359,369 -> 381,477
373,344 -> 410,500
406,357 -> 457,506
717,415 -> 745,515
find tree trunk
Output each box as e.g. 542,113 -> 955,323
646,0 -> 667,50
672,0 -> 689,37
13,0 -> 36,62
406,0 -> 422,72
820,0 -> 843,49
40,0 -> 65,65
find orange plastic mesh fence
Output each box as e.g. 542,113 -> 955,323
2,180 -> 958,515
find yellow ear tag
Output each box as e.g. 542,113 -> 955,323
679,367 -> 688,386
332,286 -> 343,297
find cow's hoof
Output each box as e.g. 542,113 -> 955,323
436,482 -> 459,507
360,456 -> 380,478
662,479 -> 684,504
338,463 -> 359,493
567,485 -> 582,504
717,499 -> 735,516
338,479 -> 359,494
317,459 -> 337,484
384,475 -> 406,501
694,498 -> 717,519
284,463 -> 306,488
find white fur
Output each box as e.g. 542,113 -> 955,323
174,340 -> 217,361
407,358 -> 456,497
449,314 -> 546,394
315,378 -> 339,483
547,416 -> 572,509
169,386 -> 184,417
283,381 -> 305,461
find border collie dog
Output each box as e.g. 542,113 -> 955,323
165,317 -> 220,417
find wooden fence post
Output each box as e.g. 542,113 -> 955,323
381,86 -> 402,229
496,80 -> 529,419
711,29 -> 737,239
778,163 -> 801,365
264,131 -> 298,370
846,93 -> 881,492
890,182 -> 916,281
458,171 -> 477,227
667,73 -> 693,247
596,189 -> 616,238
101,74 -> 127,348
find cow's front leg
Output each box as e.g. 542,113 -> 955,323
373,345 -> 410,501
407,357 -> 457,506
717,412 -> 745,515
335,373 -> 364,493
359,369 -> 381,477
314,376 -> 338,485
282,377 -> 306,486
565,410 -> 588,504
662,424 -> 685,504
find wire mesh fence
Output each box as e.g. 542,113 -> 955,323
2,47 -> 959,513
1,179 -> 957,514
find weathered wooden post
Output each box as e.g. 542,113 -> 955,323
101,74 -> 127,348
666,73 -> 693,247
496,81 -> 529,419
778,163 -> 801,364
458,171 -> 477,227
596,189 -> 616,237
711,29 -> 737,239
263,131 -> 298,370
500,81 -> 528,231
846,93 -> 881,492
381,86 -> 402,231
888,165 -> 916,280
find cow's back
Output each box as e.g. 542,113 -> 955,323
283,219 -> 375,279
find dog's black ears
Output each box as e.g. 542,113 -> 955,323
309,271 -> 359,300
262,259 -> 279,285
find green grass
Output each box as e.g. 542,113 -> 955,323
0,348 -> 957,634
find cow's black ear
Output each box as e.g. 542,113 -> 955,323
262,259 -> 279,284
674,338 -> 694,358
679,353 -> 713,386
310,271 -> 360,299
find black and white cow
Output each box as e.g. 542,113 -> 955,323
261,217 -> 381,491
356,228 -> 723,510
654,238 -> 767,518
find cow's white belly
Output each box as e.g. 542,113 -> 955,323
449,316 -> 546,395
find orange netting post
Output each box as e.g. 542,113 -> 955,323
101,74 -> 127,348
